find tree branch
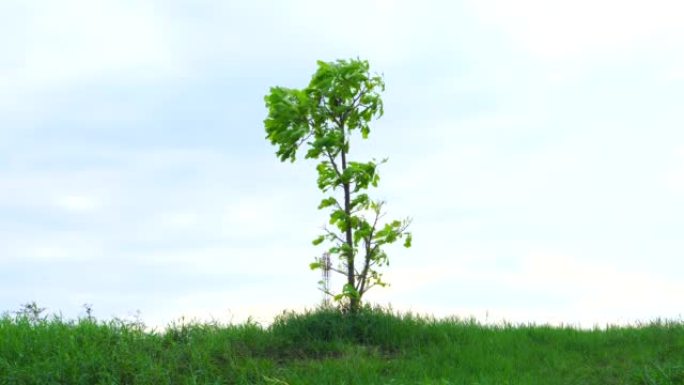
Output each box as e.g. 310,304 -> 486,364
328,266 -> 347,276
324,150 -> 343,179
339,89 -> 366,126
360,281 -> 380,296
357,203 -> 382,295
295,131 -> 315,151
323,226 -> 345,243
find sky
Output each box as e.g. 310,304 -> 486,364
1,0 -> 683,329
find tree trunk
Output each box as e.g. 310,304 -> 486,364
339,134 -> 358,313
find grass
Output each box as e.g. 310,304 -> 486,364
1,304 -> 684,384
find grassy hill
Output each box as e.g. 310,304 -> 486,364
1,305 -> 683,384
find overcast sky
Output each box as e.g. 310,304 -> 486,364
2,0 -> 683,329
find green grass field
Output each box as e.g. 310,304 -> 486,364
1,305 -> 683,385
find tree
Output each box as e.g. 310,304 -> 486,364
264,58 -> 412,313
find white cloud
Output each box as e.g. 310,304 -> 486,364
251,0 -> 470,68
466,0 -> 684,60
157,210 -> 200,229
30,246 -> 71,261
221,196 -> 286,237
55,194 -> 102,212
2,0 -> 683,327
518,252 -> 684,326
149,287 -> 317,329
372,251 -> 684,327
665,147 -> 684,192
0,0 -> 177,93
668,66 -> 684,81
1,233 -> 105,262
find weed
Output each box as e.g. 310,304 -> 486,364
1,303 -> 683,384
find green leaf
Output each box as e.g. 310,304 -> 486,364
316,162 -> 341,192
318,197 -> 338,209
263,87 -> 313,163
350,193 -> 369,210
329,209 -> 346,225
339,243 -> 354,260
353,222 -> 372,245
309,262 -> 321,270
403,233 -> 412,248
312,235 -> 325,246
342,283 -> 360,299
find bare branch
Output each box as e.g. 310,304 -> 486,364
323,226 -> 345,243
328,266 -> 347,276
360,281 -> 380,296
297,130 -> 315,149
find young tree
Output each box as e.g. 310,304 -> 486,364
264,58 -> 412,313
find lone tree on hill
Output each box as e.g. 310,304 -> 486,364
264,58 -> 412,313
